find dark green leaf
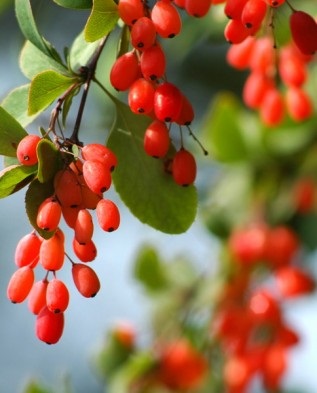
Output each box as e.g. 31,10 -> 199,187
0,164 -> 36,198
108,101 -> 197,234
202,93 -> 248,163
53,0 -> 92,9
25,178 -> 55,239
1,84 -> 38,127
28,70 -> 79,115
20,41 -> 69,80
84,0 -> 119,42
37,139 -> 64,183
133,245 -> 169,292
0,106 -> 28,157
15,0 -> 51,56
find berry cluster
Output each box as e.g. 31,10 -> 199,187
210,221 -> 315,392
110,0 -> 203,186
7,135 -> 120,344
224,0 -> 317,126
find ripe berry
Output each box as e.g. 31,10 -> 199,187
39,231 -> 65,271
16,134 -> 41,166
185,0 -> 212,18
72,263 -> 101,298
140,44 -> 166,80
259,88 -> 285,126
285,86 -> 313,122
275,266 -> 315,298
72,238 -> 97,263
131,16 -> 157,50
241,0 -> 267,29
118,0 -> 145,26
151,1 -> 182,38
54,168 -> 82,208
144,120 -> 170,158
96,198 -> 121,232
81,143 -> 118,172
128,78 -> 156,115
158,339 -> 207,390
110,51 -> 140,91
15,232 -> 41,268
28,279 -> 48,315
46,278 -> 70,313
172,148 -> 197,186
290,10 -> 317,55
36,196 -> 62,232
36,306 -> 64,344
7,266 -> 35,303
154,82 -> 183,122
74,209 -> 94,245
224,0 -> 248,20
83,159 -> 112,194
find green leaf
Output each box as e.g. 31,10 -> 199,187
69,30 -> 102,72
53,0 -> 92,8
0,106 -> 28,156
202,93 -> 248,163
36,139 -> 64,183
133,245 -> 169,292
20,41 -> 69,80
28,70 -> 79,115
108,352 -> 156,393
1,85 -> 39,127
23,380 -> 52,393
0,164 -> 36,199
84,0 -> 119,42
15,0 -> 51,56
25,178 -> 55,239
108,102 -> 197,234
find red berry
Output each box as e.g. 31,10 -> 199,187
72,263 -> 101,298
185,0 -> 212,18
128,78 -> 155,115
172,148 -> 197,186
118,0 -> 145,26
140,44 -> 166,81
39,231 -> 65,271
7,266 -> 35,303
144,120 -> 170,158
15,232 -> 41,268
83,159 -> 112,194
36,306 -> 64,344
72,238 -> 97,263
110,51 -> 140,91
16,134 -> 41,166
151,1 -> 182,38
154,82 -> 183,122
28,279 -> 48,315
36,196 -> 62,232
96,198 -> 121,232
46,278 -> 70,313
290,10 -> 317,55
131,16 -> 157,50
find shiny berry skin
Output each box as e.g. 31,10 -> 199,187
154,82 -> 183,122
7,266 -> 35,303
185,0 -> 212,18
151,1 -> 182,38
36,196 -> 62,232
83,160 -> 112,194
72,263 -> 101,298
16,134 -> 41,166
290,10 -> 317,55
81,143 -> 117,172
140,44 -> 166,81
36,306 -> 64,344
131,16 -> 157,50
172,148 -> 197,186
118,0 -> 145,26
72,238 -> 97,263
110,51 -> 140,91
15,232 -> 41,268
46,278 -> 70,313
144,120 -> 170,158
39,231 -> 65,271
128,78 -> 155,115
28,279 -> 48,315
96,199 -> 121,232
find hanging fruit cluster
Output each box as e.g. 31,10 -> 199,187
7,131 -> 120,344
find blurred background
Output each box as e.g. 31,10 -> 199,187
0,2 -> 317,393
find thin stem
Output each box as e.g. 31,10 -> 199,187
68,34 -> 111,145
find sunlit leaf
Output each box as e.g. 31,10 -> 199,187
1,84 -> 38,127
53,0 -> 92,8
28,70 -> 79,115
69,30 -> 102,71
20,41 -> 69,80
15,0 -> 51,56
108,101 -> 197,234
84,0 -> 119,42
37,139 -> 64,183
0,106 -> 28,157
0,164 -> 36,198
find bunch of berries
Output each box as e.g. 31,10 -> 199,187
223,0 -> 317,126
110,0 -> 204,187
7,134 -> 120,344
